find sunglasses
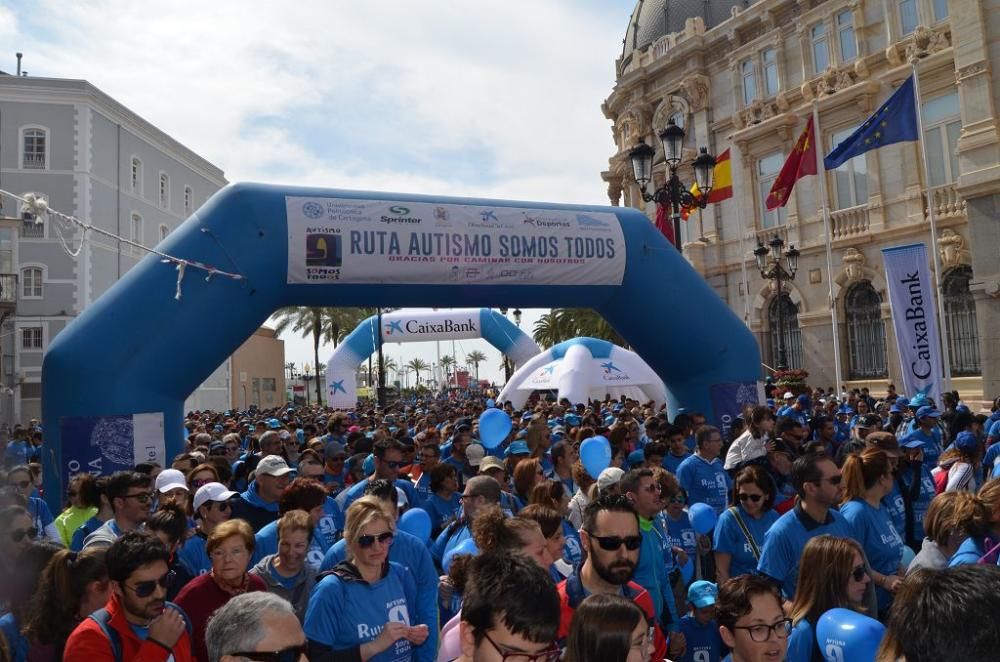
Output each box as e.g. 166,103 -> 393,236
738,493 -> 764,503
212,500 -> 232,511
668,494 -> 687,504
357,532 -> 394,548
191,478 -> 212,489
126,570 -> 175,598
229,645 -> 307,662
586,532 -> 643,551
850,564 -> 867,582
813,475 -> 843,486
122,492 -> 154,504
10,527 -> 37,542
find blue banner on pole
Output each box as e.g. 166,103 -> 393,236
710,382 -> 760,441
59,413 -> 165,489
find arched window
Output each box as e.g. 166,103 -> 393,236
131,157 -> 143,194
21,127 -> 48,169
845,280 -> 887,378
21,267 -> 43,298
942,265 -> 981,376
768,293 -> 802,369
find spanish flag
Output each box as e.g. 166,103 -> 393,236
706,148 -> 733,203
681,182 -> 703,220
766,116 -> 817,210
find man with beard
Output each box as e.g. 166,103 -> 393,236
555,495 -> 670,661
65,531 -> 194,662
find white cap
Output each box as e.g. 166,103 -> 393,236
597,467 -> 625,491
256,454 -> 294,477
466,443 -> 486,467
783,391 -> 795,400
154,469 -> 188,494
193,482 -> 238,511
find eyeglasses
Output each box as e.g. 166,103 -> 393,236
122,492 -> 154,504
459,493 -> 481,502
126,570 -> 175,598
850,564 -> 867,582
9,527 -> 37,542
483,631 -> 561,662
228,644 -> 307,662
357,531 -> 394,548
812,475 -> 843,486
382,460 -> 404,469
668,494 -> 687,504
585,531 -> 643,551
738,493 -> 764,503
731,618 -> 793,642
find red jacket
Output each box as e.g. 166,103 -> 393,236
63,596 -> 194,662
557,573 -> 667,662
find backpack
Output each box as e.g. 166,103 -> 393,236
933,469 -> 949,496
88,602 -> 191,662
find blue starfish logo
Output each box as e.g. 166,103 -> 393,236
543,365 -> 555,375
385,320 -> 403,335
601,361 -> 622,374
330,380 -> 346,394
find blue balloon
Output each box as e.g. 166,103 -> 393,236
398,507 -> 432,544
478,408 -> 512,449
680,557 -> 694,584
580,436 -> 612,479
901,545 -> 916,569
443,538 -> 479,572
816,608 -> 885,662
688,502 -> 717,535
485,398 -> 496,408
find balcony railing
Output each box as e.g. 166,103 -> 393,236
0,274 -> 17,305
926,184 -> 966,219
23,153 -> 45,170
756,224 -> 788,247
830,204 -> 870,239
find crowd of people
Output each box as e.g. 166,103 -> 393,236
0,383 -> 999,661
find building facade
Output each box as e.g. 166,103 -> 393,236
603,0 -> 998,402
0,73 -> 229,422
230,327 -> 287,411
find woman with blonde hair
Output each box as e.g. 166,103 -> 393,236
908,491 -> 987,572
839,448 -> 905,615
512,457 -> 544,512
303,496 -> 429,660
785,535 -> 871,662
948,480 -> 998,566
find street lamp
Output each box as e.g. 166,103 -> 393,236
302,362 -> 313,406
513,308 -> 522,327
628,119 -> 716,250
754,234 -> 800,371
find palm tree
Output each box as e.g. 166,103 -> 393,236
272,307 -> 332,406
439,355 -> 456,387
406,358 -> 430,385
466,350 -> 488,383
532,308 -> 627,348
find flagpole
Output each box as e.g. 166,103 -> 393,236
731,142 -> 752,327
911,58 -> 953,393
811,103 -> 845,394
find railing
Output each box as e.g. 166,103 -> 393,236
21,221 -> 44,238
830,204 -> 870,239
755,224 -> 788,247
23,154 -> 45,170
0,274 -> 17,305
926,184 -> 966,219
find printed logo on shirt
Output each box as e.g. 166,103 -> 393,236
387,600 -> 411,625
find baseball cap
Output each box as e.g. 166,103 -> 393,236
797,394 -> 810,405
866,431 -> 902,457
193,482 -> 237,511
267,418 -> 282,429
889,404 -> 903,414
466,444 -> 486,467
480,456 -> 505,474
256,455 -> 294,477
505,441 -> 530,457
955,430 -> 979,454
783,392 -> 794,400
916,406 -> 941,419
910,393 -> 929,408
687,580 -> 718,608
899,436 -> 925,449
155,469 -> 188,494
627,449 -> 645,467
597,467 -> 625,491
324,441 -> 346,460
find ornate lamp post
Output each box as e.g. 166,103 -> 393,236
628,119 -> 717,250
754,234 -> 800,371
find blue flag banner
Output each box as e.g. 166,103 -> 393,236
60,413 -> 165,490
824,76 -> 919,170
881,244 -> 943,406
709,381 -> 760,441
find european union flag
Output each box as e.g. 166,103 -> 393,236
824,76 -> 919,170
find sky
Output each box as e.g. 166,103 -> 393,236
2,0 -> 637,385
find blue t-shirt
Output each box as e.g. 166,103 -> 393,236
676,455 -> 731,517
26,496 -> 54,535
897,464 -> 936,545
664,511 -> 697,561
949,535 -> 986,567
304,561 -> 418,662
254,519 -> 332,570
178,531 -> 212,575
317,497 -> 345,548
0,613 -> 27,662
430,521 -> 472,568
663,452 -> 692,475
785,618 -> 815,662
882,483 -> 906,536
840,499 -> 904,612
632,518 -> 679,631
679,615 -> 723,662
413,472 -> 433,503
757,505 -> 857,598
983,437 -> 1000,476
713,506 -> 779,579
906,426 -> 943,468
70,515 -> 104,552
319,530 -> 439,662
341,478 -> 423,512
423,493 -> 461,534
561,519 -> 583,566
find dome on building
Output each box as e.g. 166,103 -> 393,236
622,0 -> 749,63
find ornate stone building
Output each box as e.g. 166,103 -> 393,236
602,0 -> 999,402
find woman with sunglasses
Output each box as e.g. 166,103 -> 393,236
175,518 -> 266,662
177,481 -> 237,576
304,496 -> 429,661
564,593 -> 651,662
657,471 -> 697,570
785,535 -> 870,662
0,506 -> 36,591
186,463 -> 220,496
5,466 -> 58,544
840,448 -> 906,617
714,465 -> 780,585
54,473 -> 100,548
21,547 -> 110,661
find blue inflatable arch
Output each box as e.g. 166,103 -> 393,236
41,183 -> 759,503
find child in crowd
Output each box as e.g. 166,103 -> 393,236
679,580 -> 724,662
